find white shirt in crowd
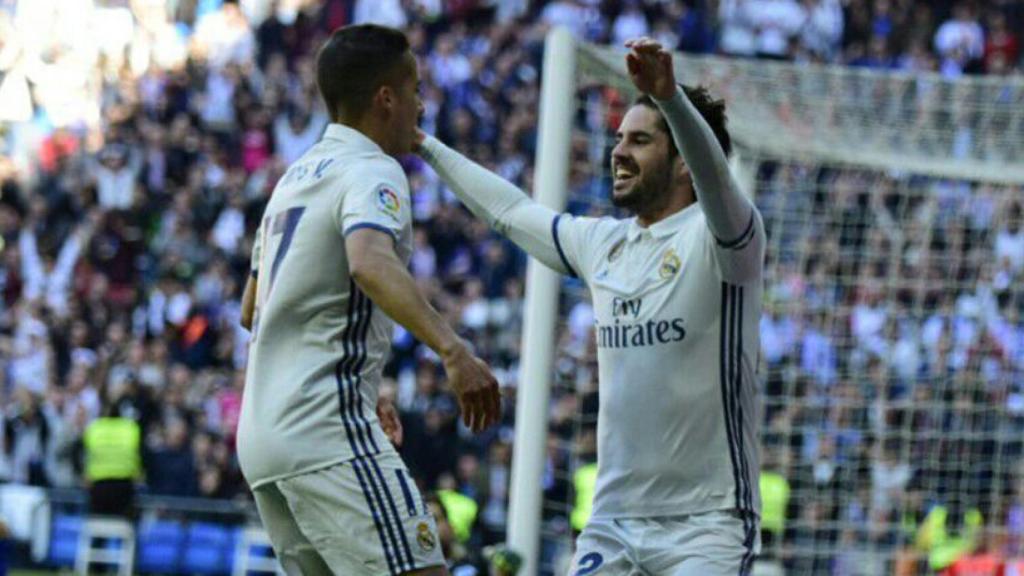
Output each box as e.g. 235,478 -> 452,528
718,0 -> 757,56
541,1 -> 599,40
800,0 -> 844,59
193,6 -> 255,69
273,111 -> 328,166
611,5 -> 650,47
852,301 -> 888,357
18,228 -> 85,318
353,0 -> 408,29
748,0 -> 806,57
871,458 -> 911,513
760,313 -> 798,364
89,151 -> 142,210
934,16 -> 985,60
996,226 -> 1024,274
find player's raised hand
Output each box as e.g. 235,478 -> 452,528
625,37 -> 677,101
442,343 -> 501,433
377,396 -> 403,447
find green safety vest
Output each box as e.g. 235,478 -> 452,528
84,417 -> 142,482
437,489 -> 477,543
759,471 -> 790,536
914,505 -> 983,571
571,463 -> 598,532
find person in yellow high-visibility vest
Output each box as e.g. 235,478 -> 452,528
436,473 -> 479,544
83,405 -> 142,518
759,469 -> 790,552
436,489 -> 478,544
914,503 -> 983,572
571,463 -> 598,533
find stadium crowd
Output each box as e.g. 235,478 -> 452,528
1,0 -> 1023,573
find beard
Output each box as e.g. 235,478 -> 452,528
611,161 -> 672,213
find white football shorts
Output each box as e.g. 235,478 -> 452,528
570,509 -> 760,576
253,451 -> 445,575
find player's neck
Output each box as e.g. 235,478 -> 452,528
635,189 -> 696,228
336,115 -> 396,156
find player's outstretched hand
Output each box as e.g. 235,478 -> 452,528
443,344 -> 501,433
377,396 -> 403,447
625,37 -> 676,101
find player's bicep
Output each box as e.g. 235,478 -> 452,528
550,214 -> 610,281
495,202 -> 576,277
344,226 -> 400,278
707,208 -> 765,284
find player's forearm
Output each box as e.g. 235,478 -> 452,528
419,135 -> 534,230
18,229 -> 45,288
419,135 -> 569,273
655,87 -> 754,244
350,248 -> 462,359
51,235 -> 83,287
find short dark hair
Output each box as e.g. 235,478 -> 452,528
316,24 -> 411,121
633,85 -> 732,157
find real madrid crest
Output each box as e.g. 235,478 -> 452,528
416,521 -> 436,552
659,249 -> 681,279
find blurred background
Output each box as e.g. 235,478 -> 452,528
0,0 -> 1022,575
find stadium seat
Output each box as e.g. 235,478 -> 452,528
136,519 -> 186,574
181,522 -> 233,574
75,516 -> 135,576
47,513 -> 82,567
232,526 -> 284,575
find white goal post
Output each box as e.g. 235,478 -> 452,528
506,26 -> 577,576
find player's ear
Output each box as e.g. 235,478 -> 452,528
375,84 -> 395,114
674,154 -> 690,181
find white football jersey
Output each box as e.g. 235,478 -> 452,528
554,202 -> 764,520
238,124 -> 412,489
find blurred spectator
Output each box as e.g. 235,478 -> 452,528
193,0 -> 256,69
798,0 -> 844,61
83,401 -> 142,518
146,418 -> 199,497
273,107 -> 328,165
995,202 -> 1024,275
354,0 -> 408,28
719,0 -> 757,56
541,0 -> 599,41
748,0 -> 806,59
984,11 -> 1019,74
871,442 -> 912,516
610,0 -> 649,47
934,2 -> 985,76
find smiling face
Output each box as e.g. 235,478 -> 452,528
610,104 -> 682,214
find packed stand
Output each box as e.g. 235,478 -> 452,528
1,0 -> 1023,573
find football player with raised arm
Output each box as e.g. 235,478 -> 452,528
416,38 -> 764,575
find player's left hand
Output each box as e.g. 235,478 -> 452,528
377,397 -> 403,447
625,37 -> 677,101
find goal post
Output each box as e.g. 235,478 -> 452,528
506,26 -> 576,576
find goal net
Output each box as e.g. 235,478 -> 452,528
509,29 -> 1024,576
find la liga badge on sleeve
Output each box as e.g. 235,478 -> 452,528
376,185 -> 401,221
